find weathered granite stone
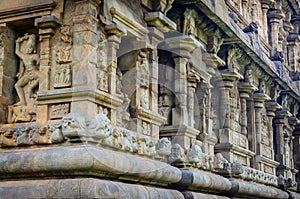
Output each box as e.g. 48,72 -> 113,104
0,178 -> 184,199
0,145 -> 182,186
0,0 -> 299,198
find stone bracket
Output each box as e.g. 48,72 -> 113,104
145,11 -> 177,32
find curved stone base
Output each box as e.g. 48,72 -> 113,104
0,178 -> 184,199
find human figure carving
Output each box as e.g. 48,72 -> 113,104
15,34 -> 39,106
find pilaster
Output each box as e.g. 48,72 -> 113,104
267,9 -> 285,54
261,0 -> 274,43
0,24 -> 17,123
36,16 -> 60,123
274,109 -> 298,190
214,68 -> 255,166
159,35 -> 201,150
71,0 -> 100,119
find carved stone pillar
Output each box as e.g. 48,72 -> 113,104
214,69 -> 255,166
253,92 -> 270,156
145,14 -> 175,139
242,0 -> 248,18
187,77 -> 197,128
287,34 -> 299,72
71,0 -> 100,119
293,124 -> 300,191
36,16 -> 60,122
173,56 -> 189,126
202,52 -> 225,156
159,35 -> 201,151
105,24 -> 125,96
218,69 -> 243,131
274,109 -> 298,189
265,101 -> 279,158
252,91 -> 281,174
0,24 -> 17,123
267,9 -> 284,54
274,110 -> 288,163
148,27 -> 164,139
261,0 -> 274,42
288,14 -> 300,72
238,82 -> 257,136
105,24 -> 125,126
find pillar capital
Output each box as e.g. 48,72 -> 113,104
36,15 -> 61,36
253,93 -> 271,108
261,0 -> 274,7
159,35 -> 203,59
238,82 -> 258,96
105,23 -> 127,37
265,100 -> 281,117
267,9 -> 285,23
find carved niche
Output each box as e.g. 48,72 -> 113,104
7,33 -> 39,123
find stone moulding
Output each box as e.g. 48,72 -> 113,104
183,191 -> 230,199
110,7 -> 148,39
37,87 -> 123,108
233,179 -> 289,199
173,169 -> 289,199
0,0 -> 56,23
0,178 -> 185,199
0,145 -> 181,186
133,106 -> 166,126
0,144 -> 293,198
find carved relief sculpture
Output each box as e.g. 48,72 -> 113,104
49,103 -> 70,119
7,34 -> 39,123
14,34 -> 39,106
53,25 -> 73,89
54,46 -> 72,88
60,26 -> 72,44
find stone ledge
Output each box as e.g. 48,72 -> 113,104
172,168 -> 294,199
0,0 -> 56,23
173,169 -> 232,194
0,178 -> 184,199
232,179 -> 289,199
183,191 -> 230,199
0,144 -> 181,186
37,87 -> 123,109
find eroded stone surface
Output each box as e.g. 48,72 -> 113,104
0,0 -> 299,198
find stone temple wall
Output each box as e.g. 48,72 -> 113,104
0,0 -> 300,198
